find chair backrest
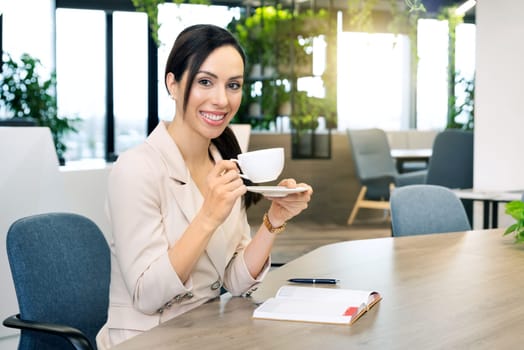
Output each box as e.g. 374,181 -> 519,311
390,185 -> 471,236
347,128 -> 397,182
426,129 -> 473,188
6,212 -> 110,349
347,128 -> 400,200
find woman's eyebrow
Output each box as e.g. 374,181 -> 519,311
197,70 -> 243,80
197,70 -> 217,78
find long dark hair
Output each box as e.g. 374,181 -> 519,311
164,24 -> 261,208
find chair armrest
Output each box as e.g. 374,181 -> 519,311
395,170 -> 427,186
360,175 -> 396,200
3,314 -> 93,350
361,174 -> 396,187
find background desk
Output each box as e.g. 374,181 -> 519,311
452,189 -> 523,229
390,148 -> 432,173
113,229 -> 524,350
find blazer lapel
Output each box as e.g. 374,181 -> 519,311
203,144 -> 228,277
147,124 -> 230,278
146,122 -> 197,224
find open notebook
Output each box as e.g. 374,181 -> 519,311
253,285 -> 381,325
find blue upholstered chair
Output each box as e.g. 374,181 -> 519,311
425,129 -> 474,224
347,128 -> 427,224
390,184 -> 471,236
3,213 -> 110,350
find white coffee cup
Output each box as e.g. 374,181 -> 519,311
232,147 -> 284,183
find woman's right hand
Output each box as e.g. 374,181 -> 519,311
200,159 -> 247,229
169,160 -> 246,282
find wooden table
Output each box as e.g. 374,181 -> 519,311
391,148 -> 432,173
113,229 -> 524,350
452,189 -> 523,228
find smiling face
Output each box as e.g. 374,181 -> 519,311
168,45 -> 244,141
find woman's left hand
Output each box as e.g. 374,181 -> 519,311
266,178 -> 313,227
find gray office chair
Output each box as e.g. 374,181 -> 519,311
390,184 -> 471,236
425,129 -> 474,224
3,212 -> 110,350
347,128 -> 427,224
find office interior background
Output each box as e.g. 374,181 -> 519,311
2,0 -> 476,163
1,0 -> 521,188
1,0 -> 524,347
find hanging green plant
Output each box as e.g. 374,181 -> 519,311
346,0 -> 425,43
404,0 -> 426,12
347,0 -> 379,33
504,201 -> 524,243
229,6 -> 292,71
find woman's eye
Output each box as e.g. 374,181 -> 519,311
199,79 -> 212,87
229,82 -> 242,90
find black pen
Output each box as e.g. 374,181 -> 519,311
288,278 -> 339,284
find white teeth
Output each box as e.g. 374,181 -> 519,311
201,112 -> 225,121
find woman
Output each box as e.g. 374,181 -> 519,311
96,24 -> 313,348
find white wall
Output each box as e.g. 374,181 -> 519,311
475,0 -> 524,191
60,162 -> 112,238
475,0 -> 524,227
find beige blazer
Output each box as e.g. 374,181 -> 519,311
99,122 -> 268,336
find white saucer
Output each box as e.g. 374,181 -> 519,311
246,186 -> 308,197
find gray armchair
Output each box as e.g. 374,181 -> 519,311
347,128 -> 426,224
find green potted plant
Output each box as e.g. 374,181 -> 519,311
290,91 -> 320,131
504,200 -> 524,243
291,92 -> 335,159
0,52 -> 81,164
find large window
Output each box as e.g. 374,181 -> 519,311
1,1 -> 54,73
113,12 -> 148,155
454,22 -> 476,125
1,0 -> 54,120
56,9 -> 107,160
56,9 -> 148,161
416,18 -> 449,130
337,30 -> 411,131
417,19 -> 476,130
337,16 -> 476,132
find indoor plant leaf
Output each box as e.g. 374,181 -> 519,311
504,200 -> 524,243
